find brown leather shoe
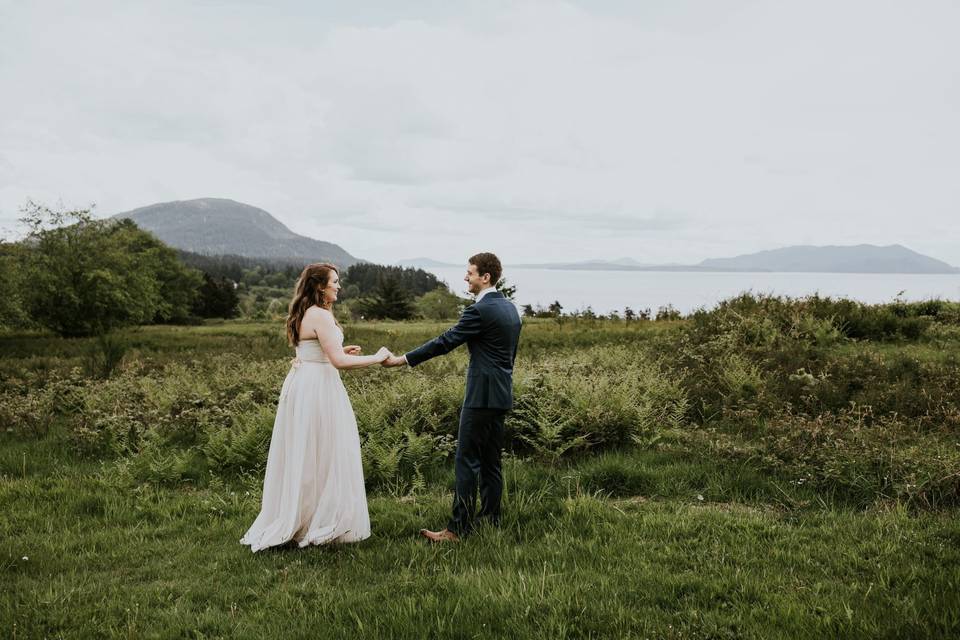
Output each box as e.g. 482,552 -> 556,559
420,528 -> 460,543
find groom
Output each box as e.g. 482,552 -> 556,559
383,252 -> 522,542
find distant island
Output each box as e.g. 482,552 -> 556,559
404,245 -> 960,274
108,199 -> 958,275
696,244 -> 959,274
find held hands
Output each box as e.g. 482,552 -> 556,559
348,345 -> 398,366
381,354 -> 406,368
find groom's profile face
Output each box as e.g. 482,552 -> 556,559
464,263 -> 489,296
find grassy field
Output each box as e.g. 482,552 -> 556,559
3,302 -> 960,638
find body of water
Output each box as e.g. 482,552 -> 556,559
423,267 -> 960,315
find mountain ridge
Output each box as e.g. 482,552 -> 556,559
697,244 -> 959,274
402,245 -> 960,274
112,198 -> 360,266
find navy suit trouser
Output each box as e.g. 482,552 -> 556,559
447,406 -> 506,536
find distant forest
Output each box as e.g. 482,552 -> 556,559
176,251 -> 306,284
177,251 -> 445,299
176,251 -> 457,322
0,205 -> 463,337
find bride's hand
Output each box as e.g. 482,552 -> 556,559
343,345 -> 362,356
375,347 -> 391,362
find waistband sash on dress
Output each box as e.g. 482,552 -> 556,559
291,339 -> 331,367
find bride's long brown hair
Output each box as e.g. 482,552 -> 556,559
286,262 -> 341,346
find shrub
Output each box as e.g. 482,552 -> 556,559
695,407 -> 960,508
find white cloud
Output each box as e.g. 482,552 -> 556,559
1,0 -> 958,265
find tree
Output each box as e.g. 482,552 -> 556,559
18,202 -> 202,336
495,277 -> 517,301
193,273 -> 240,318
356,275 -> 415,320
548,300 -> 564,324
415,287 -> 467,320
521,304 -> 536,318
655,304 -> 681,321
0,242 -> 28,328
342,263 -> 444,300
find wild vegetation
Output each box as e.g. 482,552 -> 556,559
0,203 -> 466,331
2,293 -> 959,637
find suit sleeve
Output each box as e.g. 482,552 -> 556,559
404,305 -> 483,367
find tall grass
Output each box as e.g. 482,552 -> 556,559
3,294 -> 960,505
3,295 -> 960,637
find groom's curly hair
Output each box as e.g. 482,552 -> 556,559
469,252 -> 502,285
286,262 -> 341,346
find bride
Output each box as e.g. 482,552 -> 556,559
240,262 -> 391,552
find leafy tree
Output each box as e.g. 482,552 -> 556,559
495,277 -> 517,301
357,275 -> 415,320
416,287 -> 467,320
193,273 -> 240,318
341,263 -> 444,300
0,241 -> 28,328
521,303 -> 536,318
341,283 -> 361,300
656,304 -> 682,322
18,202 -> 202,336
548,300 -> 564,325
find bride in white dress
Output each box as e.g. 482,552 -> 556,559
240,262 -> 391,552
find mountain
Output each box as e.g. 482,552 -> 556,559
608,257 -> 652,267
113,198 -> 360,266
405,245 -> 959,274
698,244 -> 960,274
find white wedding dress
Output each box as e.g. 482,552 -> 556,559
240,329 -> 370,552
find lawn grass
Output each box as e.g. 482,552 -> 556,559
2,315 -> 959,638
3,428 -> 958,639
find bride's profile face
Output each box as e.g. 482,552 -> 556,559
323,272 -> 341,306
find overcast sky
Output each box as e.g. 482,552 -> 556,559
2,0 -> 958,265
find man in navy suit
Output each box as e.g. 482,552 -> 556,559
382,252 -> 522,542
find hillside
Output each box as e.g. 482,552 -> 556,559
113,198 -> 360,266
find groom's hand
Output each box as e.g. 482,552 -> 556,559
381,354 -> 407,368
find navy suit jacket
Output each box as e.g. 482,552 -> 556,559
405,291 -> 522,410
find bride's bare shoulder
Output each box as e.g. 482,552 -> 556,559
303,305 -> 335,327
304,305 -> 333,318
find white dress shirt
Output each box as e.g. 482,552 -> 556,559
473,286 -> 498,303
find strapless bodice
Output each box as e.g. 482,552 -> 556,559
295,339 -> 331,363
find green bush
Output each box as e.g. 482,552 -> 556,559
508,351 -> 688,463
694,407 -> 960,508
660,293 -> 960,424
3,306 -> 959,510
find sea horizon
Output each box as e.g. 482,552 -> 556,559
423,266 -> 960,315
